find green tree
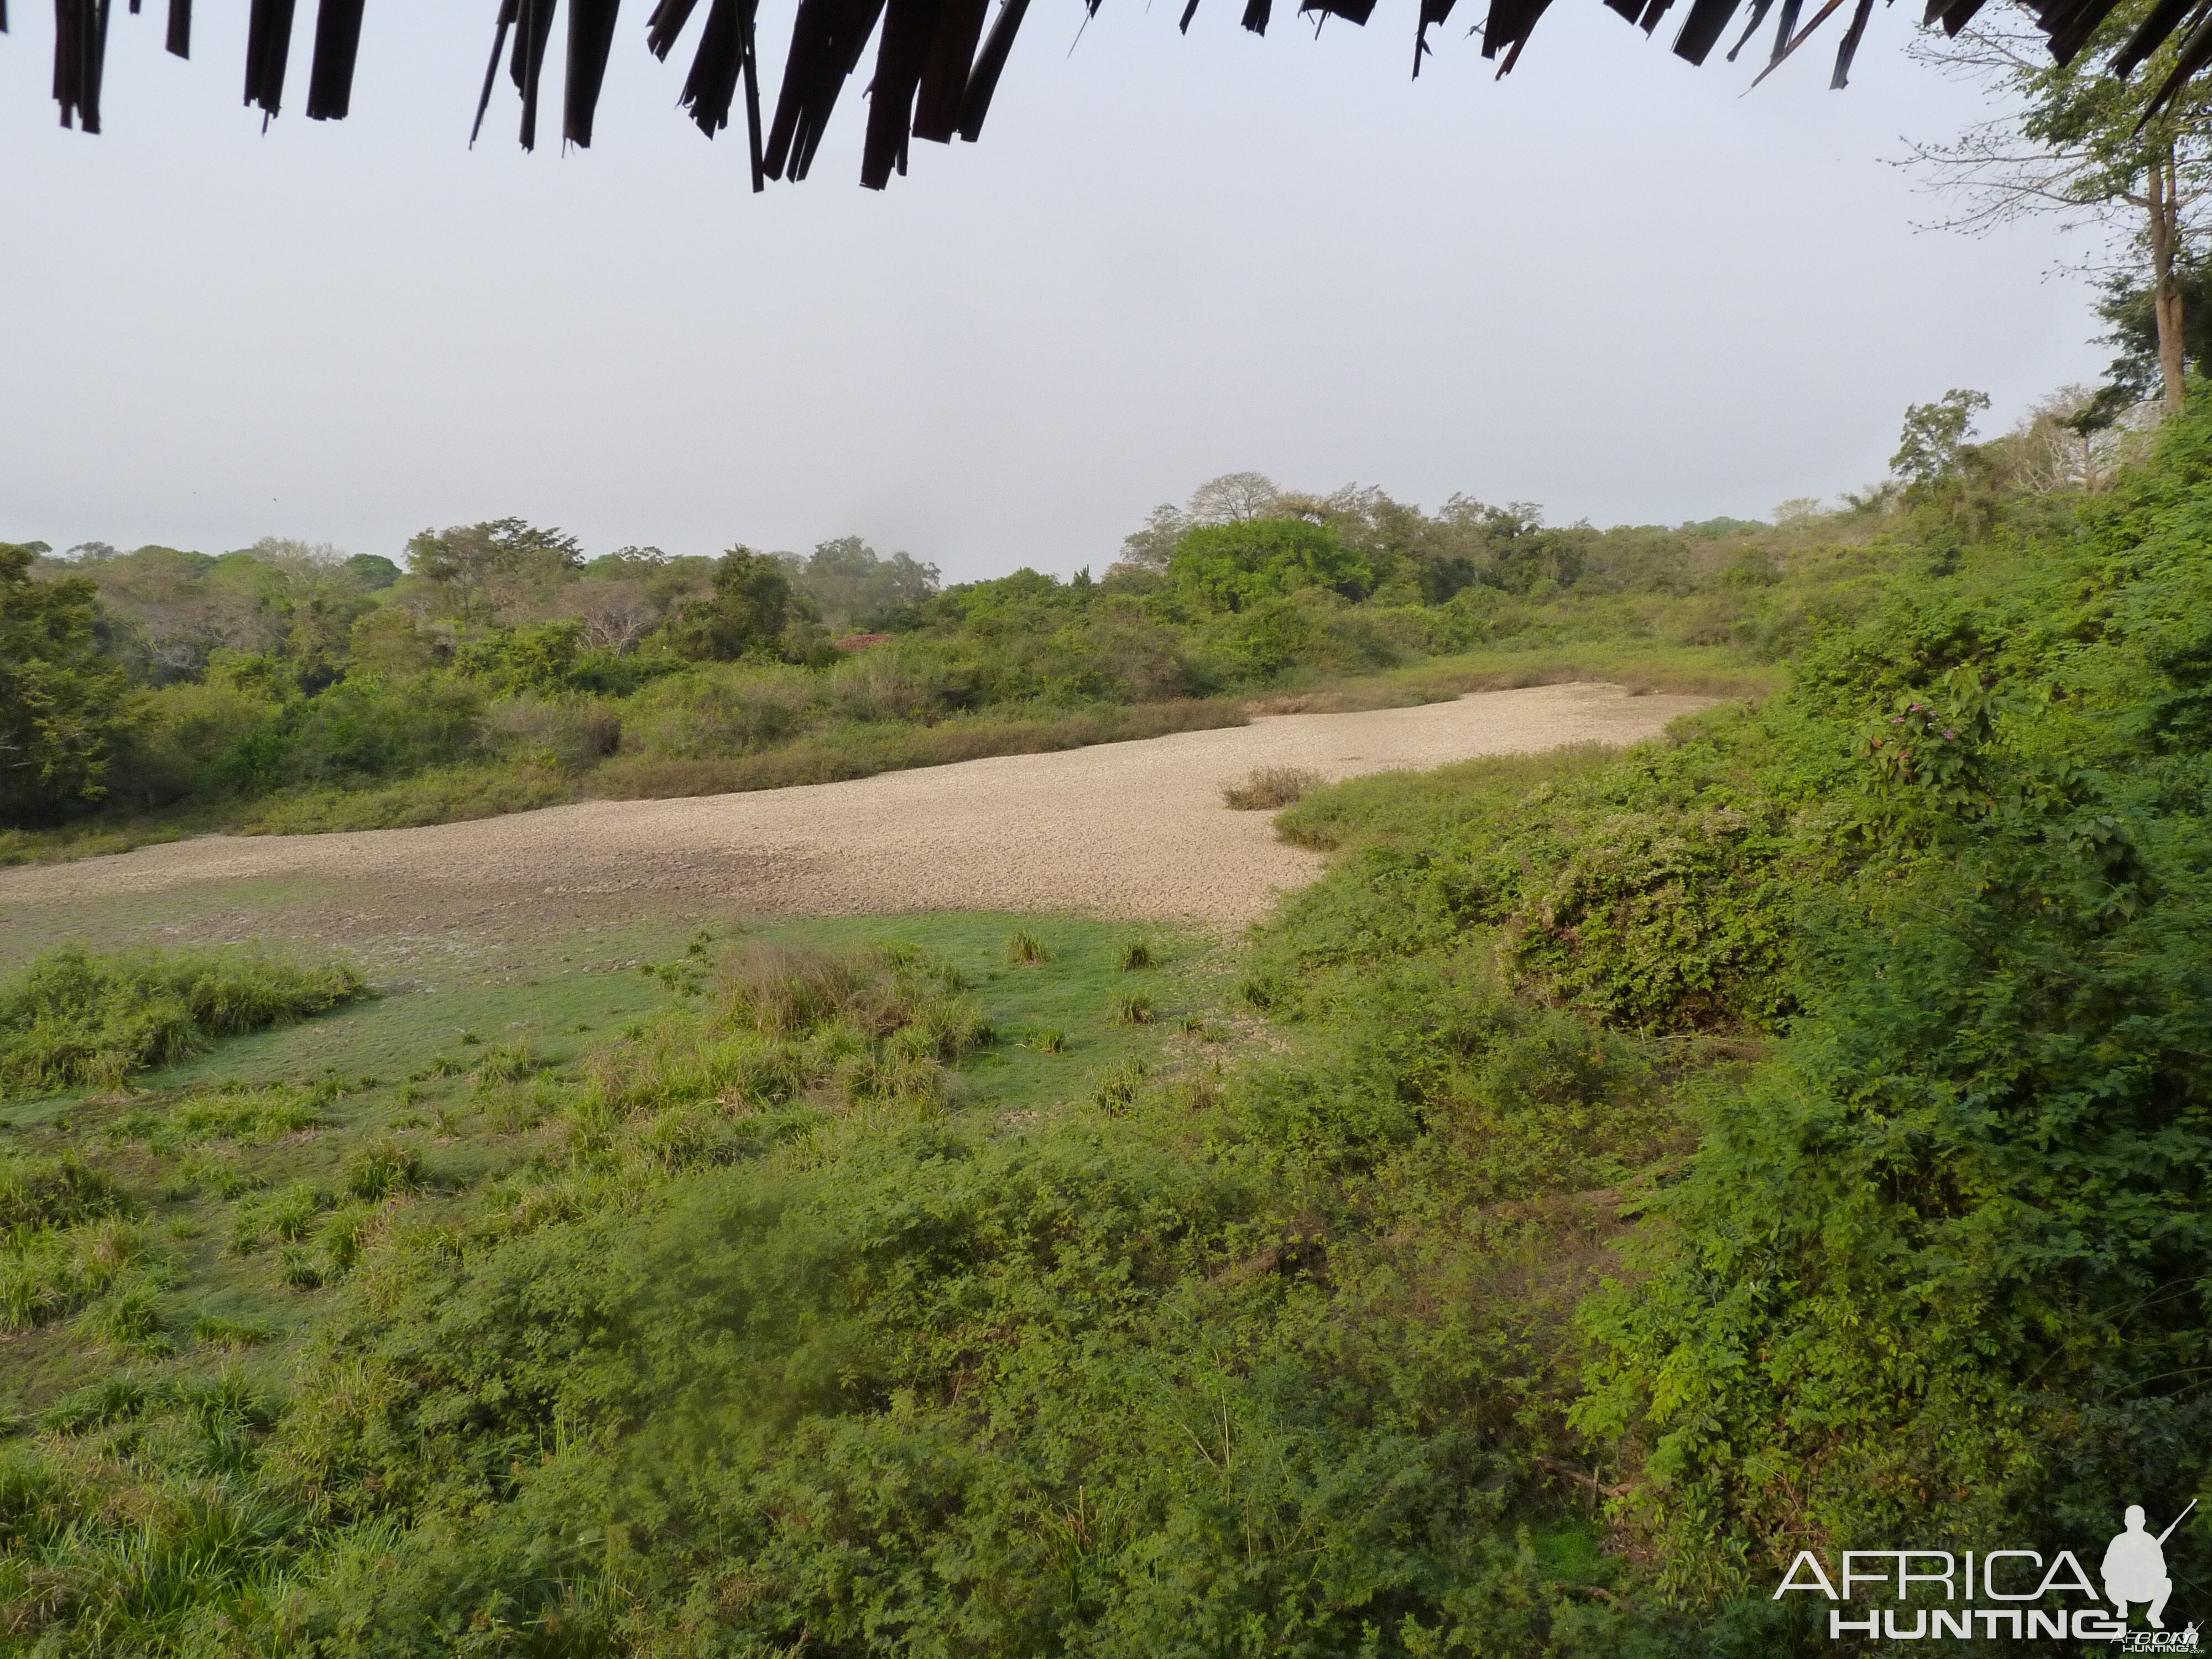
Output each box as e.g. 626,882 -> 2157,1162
2081,258 -> 2212,424
342,552 -> 403,591
1907,2 -> 2212,413
403,519 -> 583,624
786,536 -> 940,631
0,544 -> 131,826
1168,518 -> 1373,613
662,547 -> 807,660
1890,388 -> 1992,491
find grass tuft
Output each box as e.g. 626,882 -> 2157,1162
1109,992 -> 1156,1027
1219,765 -> 1324,811
342,1141 -> 422,1202
1091,1056 -> 1148,1113
1005,930 -> 1050,966
190,1312 -> 274,1349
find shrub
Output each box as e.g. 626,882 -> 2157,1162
1220,765 -> 1324,810
1503,804 -> 1793,1030
453,620 -> 588,695
223,676 -> 484,794
621,665 -> 817,759
111,682 -> 273,811
482,695 -> 622,771
825,640 -> 968,722
0,946 -> 364,1096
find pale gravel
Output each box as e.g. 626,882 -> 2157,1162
0,683 -> 1710,933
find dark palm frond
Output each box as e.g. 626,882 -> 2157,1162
21,0 -> 2212,181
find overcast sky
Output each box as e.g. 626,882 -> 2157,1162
2,0 -> 2106,580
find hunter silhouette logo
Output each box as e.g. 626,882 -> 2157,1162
2105,1502 -> 2192,1630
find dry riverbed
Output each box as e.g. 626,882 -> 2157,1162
0,682 -> 1709,971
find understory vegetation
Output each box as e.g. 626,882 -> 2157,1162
0,950 -> 366,1096
3,389 -> 2209,1652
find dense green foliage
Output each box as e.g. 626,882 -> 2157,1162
1575,411 -> 2212,1592
0,922 -> 1684,1657
0,948 -> 366,1096
8,395 -> 2212,1652
1167,517 -> 1373,611
6,488 -> 1889,852
1259,398 -> 2212,1605
0,544 -> 129,825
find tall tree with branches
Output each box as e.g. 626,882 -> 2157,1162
1905,3 -> 2212,413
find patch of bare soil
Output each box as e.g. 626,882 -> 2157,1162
0,684 -> 1709,957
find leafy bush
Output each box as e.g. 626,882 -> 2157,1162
1503,802 -> 1793,1030
481,695 -> 622,771
452,619 -> 588,694
0,946 -> 365,1095
620,664 -> 817,758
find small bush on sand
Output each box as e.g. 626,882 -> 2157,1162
0,947 -> 364,1097
1219,765 -> 1324,810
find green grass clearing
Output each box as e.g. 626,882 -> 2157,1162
0,912 -> 1245,1419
